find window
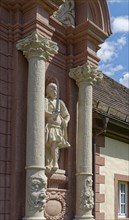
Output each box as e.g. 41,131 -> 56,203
114,174 -> 129,220
118,182 -> 128,218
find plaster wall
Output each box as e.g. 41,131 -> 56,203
100,137 -> 129,220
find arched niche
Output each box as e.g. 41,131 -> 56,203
75,0 -> 112,36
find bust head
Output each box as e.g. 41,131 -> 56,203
46,83 -> 57,100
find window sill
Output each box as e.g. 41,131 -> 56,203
118,218 -> 129,220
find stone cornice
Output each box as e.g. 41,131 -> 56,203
16,31 -> 58,61
0,0 -> 64,14
69,63 -> 103,85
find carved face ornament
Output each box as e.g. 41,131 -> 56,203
28,176 -> 47,211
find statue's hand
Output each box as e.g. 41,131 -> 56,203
61,119 -> 67,127
52,112 -> 58,121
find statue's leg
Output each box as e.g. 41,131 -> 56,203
51,143 -> 59,169
45,146 -> 52,170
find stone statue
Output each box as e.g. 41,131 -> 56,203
45,82 -> 70,171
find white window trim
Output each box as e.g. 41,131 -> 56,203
118,181 -> 128,218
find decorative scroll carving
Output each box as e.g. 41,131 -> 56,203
28,173 -> 47,212
16,32 -> 58,61
80,176 -> 94,211
45,190 -> 68,220
53,0 -> 75,26
69,62 -> 103,85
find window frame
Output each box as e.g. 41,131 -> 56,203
114,174 -> 129,220
118,181 -> 128,218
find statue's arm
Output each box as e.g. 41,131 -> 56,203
45,98 -> 53,119
60,100 -> 70,126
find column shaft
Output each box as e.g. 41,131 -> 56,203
27,58 -> 45,167
77,82 -> 92,174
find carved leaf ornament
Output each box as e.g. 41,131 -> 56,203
80,176 -> 94,211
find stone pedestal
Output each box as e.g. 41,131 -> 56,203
46,169 -> 68,189
45,169 -> 68,220
16,32 -> 58,220
69,63 -> 103,220
45,189 -> 68,220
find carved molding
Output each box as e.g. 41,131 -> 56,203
45,190 -> 68,220
69,63 -> 103,85
16,32 -> 58,61
28,172 -> 47,212
80,176 -> 94,211
53,0 -> 75,26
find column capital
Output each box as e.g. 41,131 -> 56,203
16,31 -> 58,61
69,63 -> 103,86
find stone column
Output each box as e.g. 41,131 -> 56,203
69,63 -> 103,220
16,32 -> 58,220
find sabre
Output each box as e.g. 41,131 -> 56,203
54,78 -> 60,119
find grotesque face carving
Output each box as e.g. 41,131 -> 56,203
28,175 -> 47,212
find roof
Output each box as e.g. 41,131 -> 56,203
93,74 -> 129,123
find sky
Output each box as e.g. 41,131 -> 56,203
97,0 -> 129,88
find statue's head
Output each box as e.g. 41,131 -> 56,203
46,83 -> 57,99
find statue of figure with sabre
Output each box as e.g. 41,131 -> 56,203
45,80 -> 70,171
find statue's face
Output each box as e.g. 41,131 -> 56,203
28,177 -> 47,211
47,84 -> 57,100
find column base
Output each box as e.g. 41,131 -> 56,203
23,217 -> 46,220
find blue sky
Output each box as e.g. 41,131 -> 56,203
97,0 -> 129,88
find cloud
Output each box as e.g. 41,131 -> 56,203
117,36 -> 127,46
108,0 -> 128,3
98,42 -> 115,62
99,63 -> 124,76
97,36 -> 127,62
112,16 -> 129,33
119,72 -> 129,88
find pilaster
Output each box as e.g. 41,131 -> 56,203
16,31 -> 58,220
69,63 -> 103,220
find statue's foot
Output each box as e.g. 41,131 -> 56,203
66,141 -> 71,147
61,141 -> 71,148
46,165 -> 51,172
52,164 -> 59,171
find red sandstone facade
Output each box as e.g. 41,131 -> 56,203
2,1 -> 127,220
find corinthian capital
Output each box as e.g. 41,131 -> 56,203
69,63 -> 103,85
16,32 -> 58,61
